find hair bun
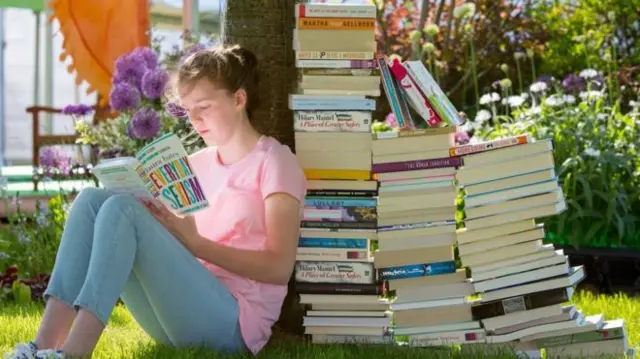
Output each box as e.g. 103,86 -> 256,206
225,44 -> 258,70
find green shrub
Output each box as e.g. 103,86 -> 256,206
466,70 -> 640,249
531,0 -> 640,77
1,192 -> 74,302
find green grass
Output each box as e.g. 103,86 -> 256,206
0,291 -> 638,358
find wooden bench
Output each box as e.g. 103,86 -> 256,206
25,100 -> 111,191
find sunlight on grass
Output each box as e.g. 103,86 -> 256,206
0,292 -> 638,358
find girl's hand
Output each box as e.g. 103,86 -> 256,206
139,199 -> 205,254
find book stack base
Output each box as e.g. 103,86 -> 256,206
453,135 -> 632,358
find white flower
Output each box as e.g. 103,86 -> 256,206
460,121 -> 474,133
474,109 -> 492,124
545,95 -> 565,107
506,95 -> 526,107
469,136 -> 482,145
584,148 -> 601,157
579,69 -> 599,79
479,92 -> 501,105
513,52 -> 526,60
630,100 -> 640,108
579,91 -> 604,100
529,82 -> 548,93
17,231 -> 31,244
596,114 -> 609,121
564,95 -> 576,104
526,106 -> 542,116
453,3 -> 476,19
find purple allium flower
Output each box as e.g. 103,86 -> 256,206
179,43 -> 207,65
165,101 -> 188,119
562,73 -> 586,93
109,82 -> 141,111
131,108 -> 161,139
113,53 -> 148,87
132,47 -> 159,69
61,104 -> 94,117
141,68 -> 170,99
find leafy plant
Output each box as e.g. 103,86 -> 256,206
531,0 -> 640,78
465,69 -> 640,249
0,193 -> 76,302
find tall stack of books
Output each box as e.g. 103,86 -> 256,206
291,1 -> 391,345
452,135 -> 632,358
370,127 -> 483,347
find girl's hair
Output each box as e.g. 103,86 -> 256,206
176,44 -> 261,122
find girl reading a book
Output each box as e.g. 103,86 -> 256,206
7,44 -> 306,359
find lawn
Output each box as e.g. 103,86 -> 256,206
0,291 -> 637,358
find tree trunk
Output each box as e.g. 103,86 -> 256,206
220,0 -> 297,150
220,0 -> 304,338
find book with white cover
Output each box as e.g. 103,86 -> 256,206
518,314 -> 608,342
463,168 -> 556,196
473,261 -> 570,293
408,329 -> 487,346
481,304 -> 565,331
464,179 -> 560,208
393,321 -> 481,336
458,225 -> 545,256
471,246 -> 560,274
492,305 -> 577,335
460,139 -> 553,168
478,265 -> 585,303
485,311 -> 602,343
473,252 -> 567,282
303,316 -> 392,327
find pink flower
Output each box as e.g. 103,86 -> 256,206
385,112 -> 399,128
455,131 -> 470,145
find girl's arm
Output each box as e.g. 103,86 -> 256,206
192,192 -> 301,285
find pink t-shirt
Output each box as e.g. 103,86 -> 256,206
188,135 -> 306,355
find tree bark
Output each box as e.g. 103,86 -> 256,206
220,0 -> 297,150
220,0 -> 304,338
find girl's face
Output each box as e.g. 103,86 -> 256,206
178,79 -> 247,146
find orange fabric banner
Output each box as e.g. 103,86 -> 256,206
49,0 -> 150,105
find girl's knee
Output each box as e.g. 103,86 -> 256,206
98,195 -> 149,225
71,187 -> 112,211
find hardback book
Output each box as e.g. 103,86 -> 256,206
91,133 -> 208,215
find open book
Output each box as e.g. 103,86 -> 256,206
91,133 -> 209,215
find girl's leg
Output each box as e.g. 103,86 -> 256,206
60,194 -> 244,357
35,187 -> 113,349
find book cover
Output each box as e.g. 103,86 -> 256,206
91,133 -> 209,215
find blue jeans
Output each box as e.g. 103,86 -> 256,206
43,187 -> 246,353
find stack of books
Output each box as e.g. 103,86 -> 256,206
370,127 -> 481,347
291,1 -> 379,182
292,2 -> 391,344
453,135 -> 631,357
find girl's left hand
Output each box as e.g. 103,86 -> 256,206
140,199 -> 205,254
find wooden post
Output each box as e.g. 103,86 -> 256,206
221,0 -> 301,337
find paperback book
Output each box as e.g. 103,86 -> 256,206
91,133 -> 209,215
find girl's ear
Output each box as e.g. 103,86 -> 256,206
234,88 -> 248,112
